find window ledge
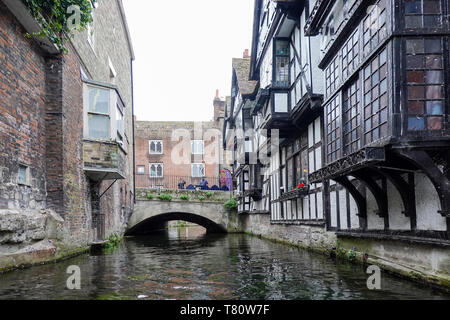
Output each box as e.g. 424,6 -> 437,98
17,182 -> 32,188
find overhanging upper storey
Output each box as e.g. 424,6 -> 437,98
309,0 -> 450,224
250,0 -> 325,132
304,0 -> 335,36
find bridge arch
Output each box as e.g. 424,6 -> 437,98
126,211 -> 226,235
126,200 -> 235,235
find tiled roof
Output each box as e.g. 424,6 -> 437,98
232,58 -> 258,96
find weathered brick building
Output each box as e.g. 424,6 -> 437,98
135,92 -> 231,190
0,0 -> 134,270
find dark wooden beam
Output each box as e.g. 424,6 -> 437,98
376,168 -> 417,230
352,170 -> 389,229
395,150 -> 450,221
334,176 -> 367,230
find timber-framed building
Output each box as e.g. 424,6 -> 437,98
224,0 -> 450,287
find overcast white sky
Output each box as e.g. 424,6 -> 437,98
122,0 -> 254,122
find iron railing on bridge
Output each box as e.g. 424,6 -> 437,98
135,175 -> 230,191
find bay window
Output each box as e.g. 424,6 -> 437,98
405,37 -> 444,131
83,81 -> 126,145
404,0 -> 442,29
88,87 -> 110,139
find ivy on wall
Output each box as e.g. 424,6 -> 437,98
23,0 -> 95,52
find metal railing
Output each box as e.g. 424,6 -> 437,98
135,175 -> 229,191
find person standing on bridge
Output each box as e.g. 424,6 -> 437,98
178,179 -> 186,190
200,178 -> 209,190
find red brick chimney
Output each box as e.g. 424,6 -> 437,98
243,49 -> 250,59
213,90 -> 225,122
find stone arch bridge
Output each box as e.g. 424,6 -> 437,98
126,199 -> 239,235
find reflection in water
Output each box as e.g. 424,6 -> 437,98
0,225 -> 448,300
168,224 -> 207,240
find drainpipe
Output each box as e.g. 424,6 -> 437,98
131,58 -> 136,204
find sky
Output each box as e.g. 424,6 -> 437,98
122,0 -> 255,122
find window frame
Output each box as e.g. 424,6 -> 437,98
87,85 -> 111,140
191,163 -> 206,178
17,164 -> 29,186
342,77 -> 361,155
149,163 -> 164,178
191,140 -> 205,155
149,140 -> 163,155
404,37 -> 445,132
403,0 -> 443,30
116,100 -> 124,143
273,38 -> 291,88
137,165 -> 145,175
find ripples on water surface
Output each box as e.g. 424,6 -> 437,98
0,226 -> 448,300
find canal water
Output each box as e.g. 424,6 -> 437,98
0,226 -> 448,300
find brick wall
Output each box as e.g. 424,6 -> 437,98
135,121 -> 224,188
69,0 -> 134,237
0,2 -> 47,213
0,0 -> 134,253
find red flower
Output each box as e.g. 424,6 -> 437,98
297,184 -> 305,189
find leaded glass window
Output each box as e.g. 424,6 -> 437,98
325,56 -> 339,98
326,96 -> 341,163
406,37 -> 444,131
363,47 -> 389,143
404,0 -> 442,29
274,39 -> 290,87
342,29 -> 360,81
362,0 -> 387,58
343,79 -> 361,155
